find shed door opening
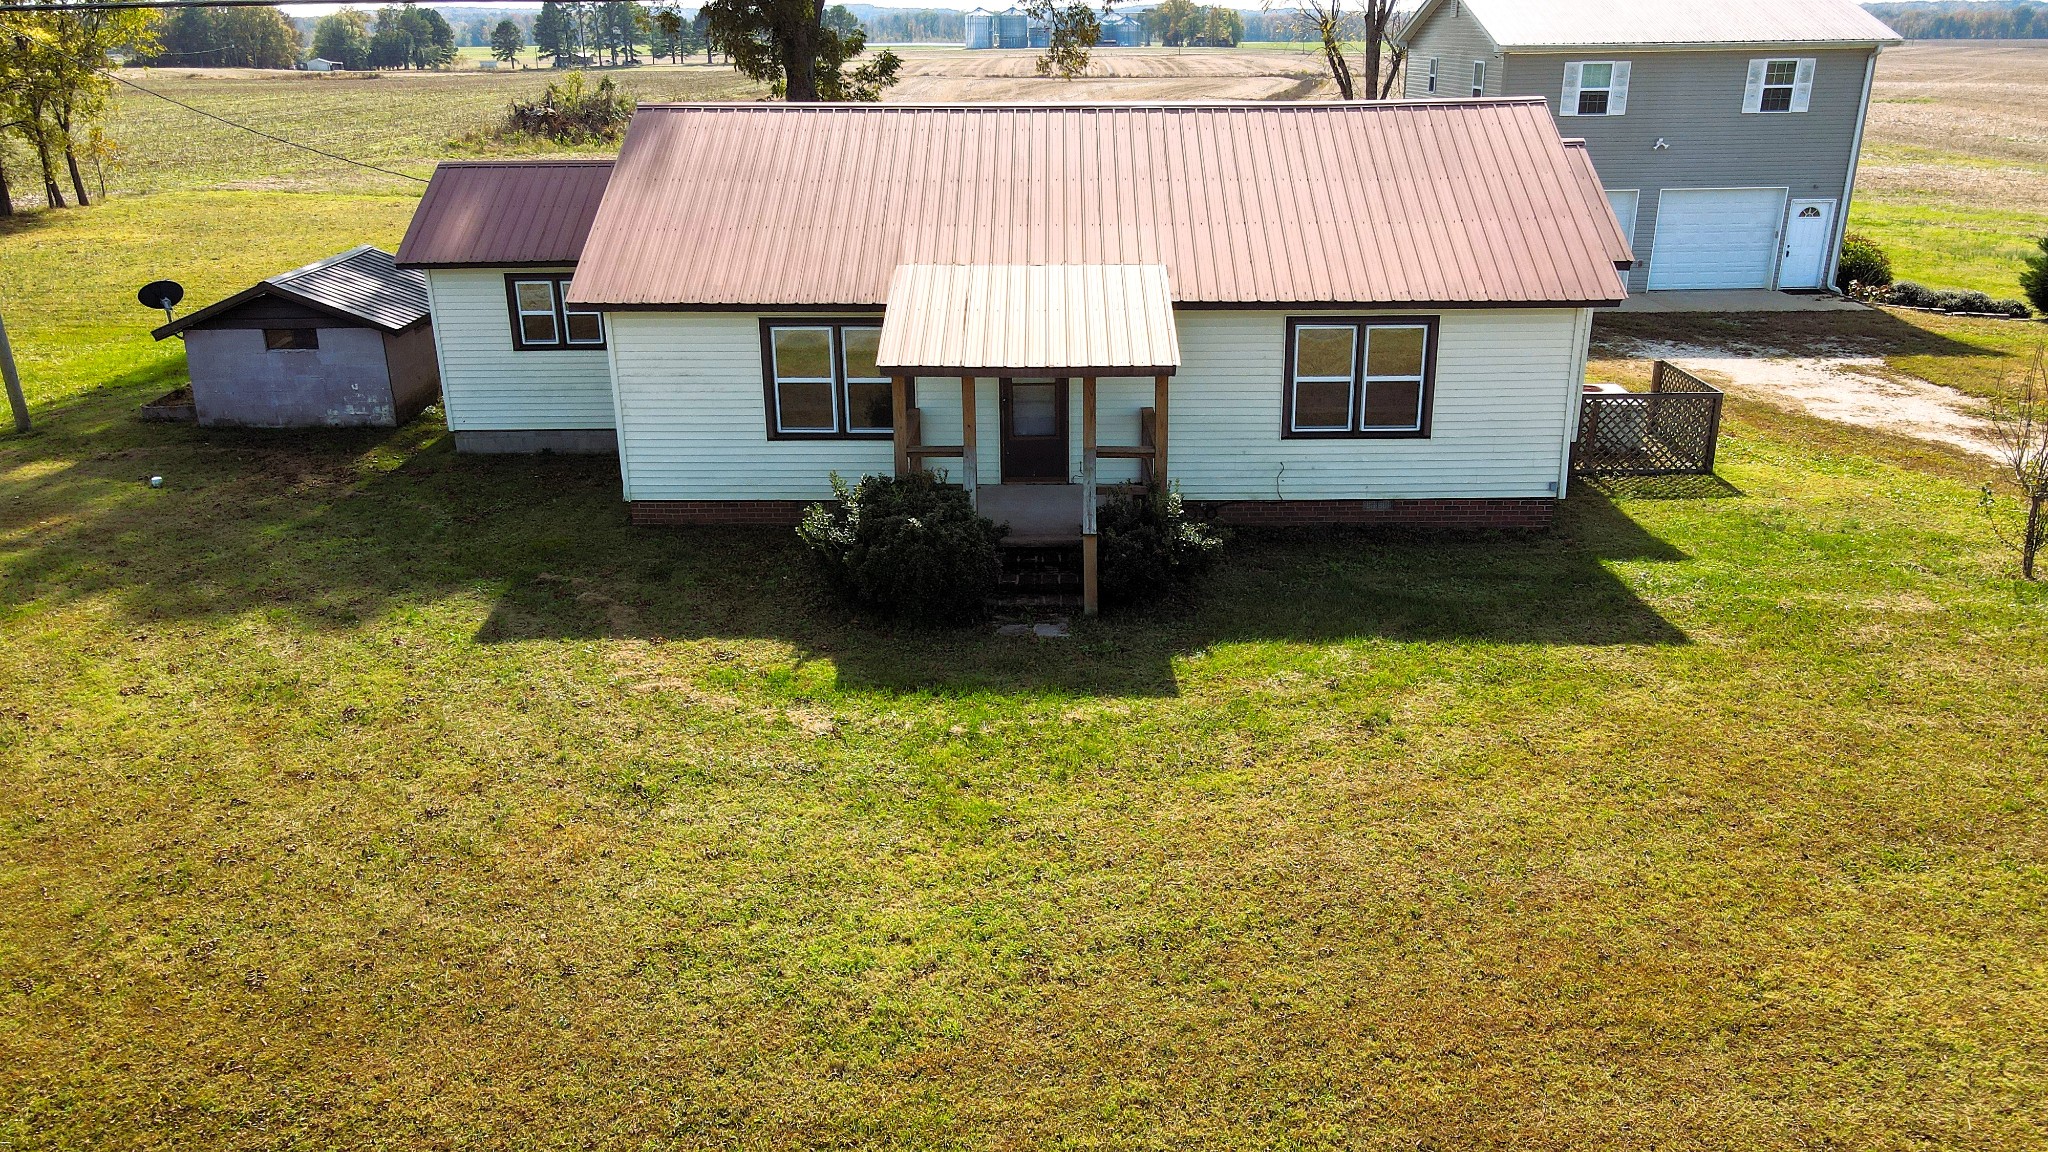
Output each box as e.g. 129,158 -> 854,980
1000,378 -> 1068,483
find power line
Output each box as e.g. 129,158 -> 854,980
108,72 -> 429,184
0,1 -> 304,11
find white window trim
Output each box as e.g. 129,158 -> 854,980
1289,324 -> 1357,433
512,278 -> 560,346
1744,57 -> 1814,114
1427,57 -> 1439,94
564,304 -> 605,346
1361,326 -> 1430,433
1561,60 -> 1630,117
1471,60 -> 1486,97
840,326 -> 892,434
769,325 -> 841,435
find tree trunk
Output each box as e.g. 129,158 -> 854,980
1323,35 -> 1353,100
0,155 -> 13,217
783,28 -> 818,101
64,144 -> 91,208
2026,494 -> 2043,580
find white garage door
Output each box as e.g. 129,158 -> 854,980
1647,189 -> 1786,290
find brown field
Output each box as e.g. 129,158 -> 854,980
1861,40 -> 2048,217
880,46 -> 1336,102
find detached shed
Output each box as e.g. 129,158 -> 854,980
153,246 -> 439,429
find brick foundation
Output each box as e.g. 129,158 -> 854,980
1194,497 -> 1557,530
630,500 -> 815,526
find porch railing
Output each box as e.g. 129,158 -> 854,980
1573,361 -> 1724,477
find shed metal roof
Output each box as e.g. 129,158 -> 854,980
1400,0 -> 1902,50
567,101 -> 1631,311
395,160 -> 614,268
153,246 -> 429,339
877,264 -> 1180,377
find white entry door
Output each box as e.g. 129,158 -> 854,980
1647,188 -> 1787,290
1779,198 -> 1838,290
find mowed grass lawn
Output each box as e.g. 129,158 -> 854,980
6,188 -> 2048,1147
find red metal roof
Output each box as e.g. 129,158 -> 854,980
567,101 -> 1630,310
877,264 -> 1180,376
396,160 -> 613,268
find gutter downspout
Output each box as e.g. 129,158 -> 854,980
1831,48 -> 1880,292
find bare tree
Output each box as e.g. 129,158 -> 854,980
1984,346 -> 2048,579
1270,0 -> 1405,100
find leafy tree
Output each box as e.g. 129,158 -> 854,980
313,8 -> 372,68
368,4 -> 454,70
533,0 -> 568,63
699,0 -> 901,101
211,6 -> 302,69
1027,0 -> 1100,79
489,17 -> 524,65
1,0 -> 158,210
2022,236 -> 2048,318
649,3 -> 703,62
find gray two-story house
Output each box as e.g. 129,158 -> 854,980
1397,0 -> 1902,293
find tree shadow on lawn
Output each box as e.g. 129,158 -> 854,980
2,410 -> 1691,699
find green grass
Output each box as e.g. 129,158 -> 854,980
4,185 -> 2048,1148
1849,200 -> 2048,302
16,64 -> 764,204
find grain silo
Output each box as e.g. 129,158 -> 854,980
996,6 -> 1029,47
964,8 -> 995,49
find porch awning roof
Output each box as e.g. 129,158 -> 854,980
875,264 -> 1180,378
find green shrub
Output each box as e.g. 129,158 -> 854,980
1095,485 -> 1224,607
1838,232 -> 1893,289
797,472 -> 1005,623
2022,235 -> 2048,317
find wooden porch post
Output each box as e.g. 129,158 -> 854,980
1153,373 -> 1169,488
960,375 -> 978,508
891,374 -> 911,477
1081,375 -> 1099,617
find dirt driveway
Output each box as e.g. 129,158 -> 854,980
1602,336 -> 2002,458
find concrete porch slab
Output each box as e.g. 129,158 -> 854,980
1616,290 -> 1867,314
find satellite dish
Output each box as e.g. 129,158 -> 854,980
139,280 -> 184,324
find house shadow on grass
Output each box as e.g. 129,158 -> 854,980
476,487 -> 1691,697
2,392 -> 1691,699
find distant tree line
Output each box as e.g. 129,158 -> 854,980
138,5 -> 299,69
1864,1 -> 2048,38
856,9 -> 964,43
1144,0 -> 1245,47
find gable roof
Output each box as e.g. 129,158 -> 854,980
877,264 -> 1181,377
1398,0 -> 1902,51
153,246 -> 428,340
395,160 -> 614,268
568,101 -> 1631,312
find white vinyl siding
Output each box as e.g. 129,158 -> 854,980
1744,57 -> 1815,114
607,309 -> 1585,503
1647,188 -> 1788,290
423,268 -> 615,431
1561,60 -> 1629,116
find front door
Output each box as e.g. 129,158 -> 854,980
1000,378 -> 1068,483
1779,198 -> 1837,289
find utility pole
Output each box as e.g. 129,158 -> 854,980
0,311 -> 27,433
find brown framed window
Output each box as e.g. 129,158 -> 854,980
264,328 -> 319,351
1281,316 -> 1438,439
760,319 -> 892,439
505,274 -> 604,351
